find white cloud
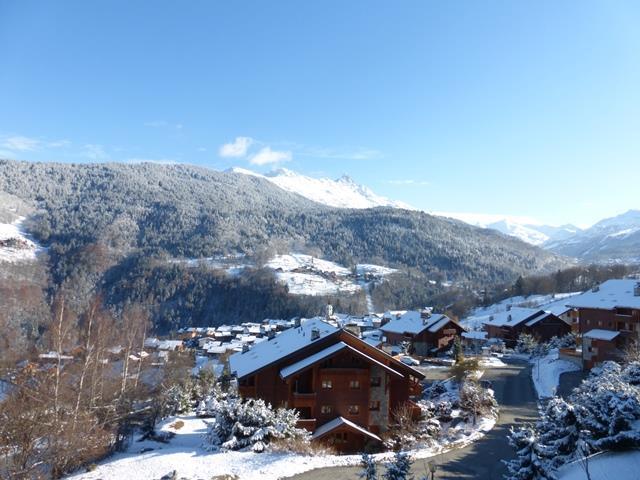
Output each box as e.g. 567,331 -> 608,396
219,136 -> 254,158
144,120 -> 183,130
84,144 -> 109,160
249,147 -> 292,166
47,139 -> 71,148
1,135 -> 41,151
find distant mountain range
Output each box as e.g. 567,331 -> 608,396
545,210 -> 640,263
234,167 -> 639,264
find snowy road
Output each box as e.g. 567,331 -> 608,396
287,358 -> 538,480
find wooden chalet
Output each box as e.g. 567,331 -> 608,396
482,306 -> 571,348
380,310 -> 465,356
229,318 -> 425,453
568,279 -> 640,369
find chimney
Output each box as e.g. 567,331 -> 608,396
508,314 -> 512,322
420,308 -> 432,319
634,282 -> 640,297
506,305 -> 512,311
311,327 -> 320,341
242,344 -> 250,353
294,317 -> 301,328
267,330 -> 276,340
592,285 -> 600,293
489,315 -> 494,321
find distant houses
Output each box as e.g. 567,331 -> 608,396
380,310 -> 465,355
228,317 -> 425,453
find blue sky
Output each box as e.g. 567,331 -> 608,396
1,1 -> 639,227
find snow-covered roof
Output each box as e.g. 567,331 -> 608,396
462,331 -> 488,340
311,416 -> 382,442
229,317 -> 339,379
380,311 -> 457,335
583,329 -> 620,341
568,279 -> 640,310
524,311 -> 558,327
482,307 -> 543,328
158,340 -> 183,351
280,341 -> 403,380
280,342 -> 347,379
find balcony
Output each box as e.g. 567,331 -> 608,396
296,418 -> 317,431
292,391 -> 317,408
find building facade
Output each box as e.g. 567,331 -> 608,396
229,318 -> 424,453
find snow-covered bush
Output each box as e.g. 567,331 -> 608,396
515,333 -> 538,355
383,451 -> 412,480
622,361 -> 640,385
203,397 -> 309,452
459,380 -> 498,425
547,333 -> 577,350
506,360 -> 640,476
571,361 -> 640,450
503,425 -> 551,480
535,397 -> 580,471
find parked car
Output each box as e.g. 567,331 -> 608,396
400,355 -> 420,366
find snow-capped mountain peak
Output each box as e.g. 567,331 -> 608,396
231,167 -> 413,210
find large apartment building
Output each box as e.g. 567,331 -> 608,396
229,317 -> 424,452
568,279 -> 640,369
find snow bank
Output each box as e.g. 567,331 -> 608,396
557,450 -> 640,480
531,349 -> 580,399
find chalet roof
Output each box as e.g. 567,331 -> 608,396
482,307 -> 543,328
311,416 -> 382,442
524,311 -> 561,327
567,280 -> 640,311
380,311 -> 460,335
229,317 -> 339,379
583,329 -> 620,341
279,341 -> 404,380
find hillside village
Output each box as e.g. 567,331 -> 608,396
18,275 -> 630,479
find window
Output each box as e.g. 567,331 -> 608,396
370,377 -> 381,387
369,400 -> 380,411
321,405 -> 333,415
349,379 -> 360,389
332,432 -> 348,444
322,379 -> 333,389
348,405 -> 360,415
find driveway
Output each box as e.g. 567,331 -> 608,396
285,358 -> 538,480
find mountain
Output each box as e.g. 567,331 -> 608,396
546,210 -> 640,263
0,159 -> 567,286
231,167 -> 413,210
433,212 -> 581,246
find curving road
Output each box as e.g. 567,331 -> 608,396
286,358 -> 538,480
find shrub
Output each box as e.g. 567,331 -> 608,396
203,397 -> 310,452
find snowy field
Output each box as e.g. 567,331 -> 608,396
531,349 -> 581,399
0,217 -> 40,263
265,254 -> 395,297
66,412 -> 495,480
461,292 -> 582,330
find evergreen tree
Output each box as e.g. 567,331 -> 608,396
359,453 -> 377,480
504,425 -> 550,480
536,398 -> 579,472
383,451 -> 412,480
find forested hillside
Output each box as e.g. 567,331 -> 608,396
0,159 -> 570,329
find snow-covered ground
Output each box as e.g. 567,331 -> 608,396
557,450 -> 640,480
0,217 -> 40,263
265,253 -> 395,297
67,412 -> 495,480
461,292 -> 582,330
531,349 -> 580,399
